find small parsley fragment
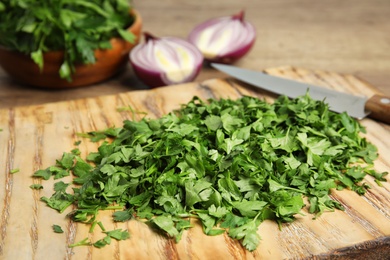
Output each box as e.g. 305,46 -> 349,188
149,215 -> 191,242
116,106 -> 148,121
93,229 -> 130,248
10,168 -> 19,174
68,226 -> 130,249
33,94 -> 387,251
53,224 -> 64,233
76,127 -> 121,142
30,184 -> 43,190
69,238 -> 91,248
40,181 -> 73,214
113,210 -> 133,222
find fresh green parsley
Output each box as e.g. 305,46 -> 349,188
93,229 -> 130,248
52,224 -> 64,233
33,94 -> 388,251
10,168 -> 20,174
0,0 -> 135,81
69,228 -> 130,248
30,184 -> 43,190
69,238 -> 91,248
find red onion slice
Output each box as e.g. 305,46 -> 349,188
129,33 -> 204,88
188,11 -> 256,64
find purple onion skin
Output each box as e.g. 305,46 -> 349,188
210,39 -> 255,64
130,62 -> 166,88
188,11 -> 256,64
131,62 -> 203,88
129,33 -> 204,88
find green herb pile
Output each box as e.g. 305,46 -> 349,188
33,94 -> 387,251
0,0 -> 135,81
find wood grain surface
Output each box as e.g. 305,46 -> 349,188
0,67 -> 389,259
1,0 -> 389,108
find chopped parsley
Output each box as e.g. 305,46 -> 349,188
52,224 -> 64,233
33,94 -> 387,251
30,184 -> 43,190
10,168 -> 19,174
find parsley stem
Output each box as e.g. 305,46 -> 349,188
97,221 -> 106,232
10,168 -> 20,174
89,221 -> 97,233
104,206 -> 124,210
69,237 -> 91,248
253,211 -> 262,222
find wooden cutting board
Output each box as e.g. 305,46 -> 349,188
0,67 -> 389,260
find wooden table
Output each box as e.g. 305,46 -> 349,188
1,1 -> 390,259
0,0 -> 389,108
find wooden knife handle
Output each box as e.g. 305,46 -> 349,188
365,94 -> 390,124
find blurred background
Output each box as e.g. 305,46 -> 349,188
1,0 -> 389,108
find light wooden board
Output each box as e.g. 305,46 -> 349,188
0,67 -> 389,259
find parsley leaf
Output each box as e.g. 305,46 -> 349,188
52,224 -> 64,233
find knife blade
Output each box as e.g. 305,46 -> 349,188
211,63 -> 390,124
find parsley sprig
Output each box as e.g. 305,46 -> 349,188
34,94 -> 387,251
0,0 -> 135,81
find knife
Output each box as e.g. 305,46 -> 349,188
211,63 -> 390,124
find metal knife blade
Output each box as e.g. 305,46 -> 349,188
211,63 -> 390,124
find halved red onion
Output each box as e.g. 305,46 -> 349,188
188,11 -> 256,64
129,32 -> 204,88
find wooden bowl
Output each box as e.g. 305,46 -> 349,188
0,10 -> 142,88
